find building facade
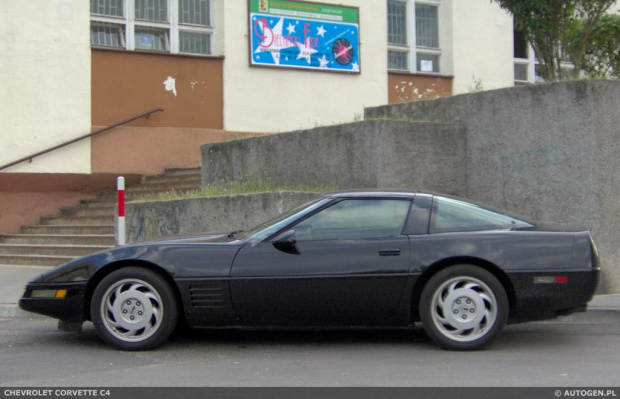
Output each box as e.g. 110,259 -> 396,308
2,0 -> 618,177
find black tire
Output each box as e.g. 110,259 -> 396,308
90,267 -> 178,351
419,265 -> 508,351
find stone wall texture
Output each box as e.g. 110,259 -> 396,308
197,80 -> 620,293
125,192 -> 319,244
201,120 -> 468,197
366,80 -> 620,294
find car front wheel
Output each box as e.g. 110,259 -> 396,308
419,265 -> 508,350
91,267 -> 178,351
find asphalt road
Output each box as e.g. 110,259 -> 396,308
0,318 -> 618,387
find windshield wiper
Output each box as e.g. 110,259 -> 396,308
227,230 -> 244,238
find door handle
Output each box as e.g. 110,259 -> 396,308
379,248 -> 400,256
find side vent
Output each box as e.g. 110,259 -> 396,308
189,285 -> 225,309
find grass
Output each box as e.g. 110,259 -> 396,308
131,174 -> 337,202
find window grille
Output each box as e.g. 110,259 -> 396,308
415,4 -> 439,48
91,0 -> 124,17
135,27 -> 170,51
180,31 -> 211,54
91,23 -> 125,47
135,0 -> 168,22
90,0 -> 213,55
388,50 -> 408,70
179,0 -> 210,26
388,1 -> 407,45
387,0 -> 442,73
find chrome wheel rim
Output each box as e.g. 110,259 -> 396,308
430,276 -> 497,343
100,278 -> 163,343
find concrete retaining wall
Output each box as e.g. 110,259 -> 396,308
201,120 -> 467,197
366,80 -> 620,294
195,81 -> 619,293
125,192 -> 319,244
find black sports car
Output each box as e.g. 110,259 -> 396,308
19,191 -> 599,351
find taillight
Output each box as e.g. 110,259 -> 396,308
534,276 -> 569,284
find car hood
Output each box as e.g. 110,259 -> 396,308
137,231 -> 236,245
32,232 -> 245,284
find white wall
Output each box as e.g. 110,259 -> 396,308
212,0 -> 225,55
448,0 -> 514,95
0,0 -> 91,173
221,0 -> 388,132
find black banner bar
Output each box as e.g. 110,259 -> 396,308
1,388 -> 619,399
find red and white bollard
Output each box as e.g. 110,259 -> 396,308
117,176 -> 126,246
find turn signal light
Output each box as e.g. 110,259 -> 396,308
30,289 -> 68,298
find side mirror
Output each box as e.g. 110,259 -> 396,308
273,230 -> 300,255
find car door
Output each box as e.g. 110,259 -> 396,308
230,198 -> 412,326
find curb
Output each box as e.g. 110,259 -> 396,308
553,308 -> 620,324
2,304 -> 619,324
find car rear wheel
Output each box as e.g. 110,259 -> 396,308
91,267 -> 178,351
419,265 -> 508,350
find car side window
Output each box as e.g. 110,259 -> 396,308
291,199 -> 411,241
430,197 -> 534,233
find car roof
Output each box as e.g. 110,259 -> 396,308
323,189 -> 433,199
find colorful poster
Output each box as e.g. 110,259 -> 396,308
249,0 -> 360,73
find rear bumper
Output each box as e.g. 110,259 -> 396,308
19,282 -> 87,322
507,268 -> 599,324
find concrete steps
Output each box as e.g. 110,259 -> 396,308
20,225 -> 115,235
40,215 -> 114,226
97,187 -> 200,202
144,172 -> 201,184
125,181 -> 201,193
0,254 -> 77,267
0,244 -> 112,256
60,204 -> 115,217
78,199 -> 116,207
0,234 -> 115,246
4,167 -> 202,268
163,167 -> 201,176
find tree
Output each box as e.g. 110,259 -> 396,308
494,0 -> 616,80
568,13 -> 620,78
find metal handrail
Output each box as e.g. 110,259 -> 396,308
0,108 -> 164,172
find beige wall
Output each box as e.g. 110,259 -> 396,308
448,0 -> 514,94
0,0 -> 91,173
91,126 -> 265,175
221,0 -> 388,132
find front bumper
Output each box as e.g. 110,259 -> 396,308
19,282 -> 87,322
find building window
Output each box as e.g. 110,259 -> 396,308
90,0 -> 214,55
513,23 -> 573,84
513,26 -> 532,82
91,23 -> 126,48
92,0 -> 124,17
178,0 -> 212,55
387,0 -> 442,73
135,0 -> 168,22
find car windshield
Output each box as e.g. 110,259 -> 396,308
236,197 -> 330,242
